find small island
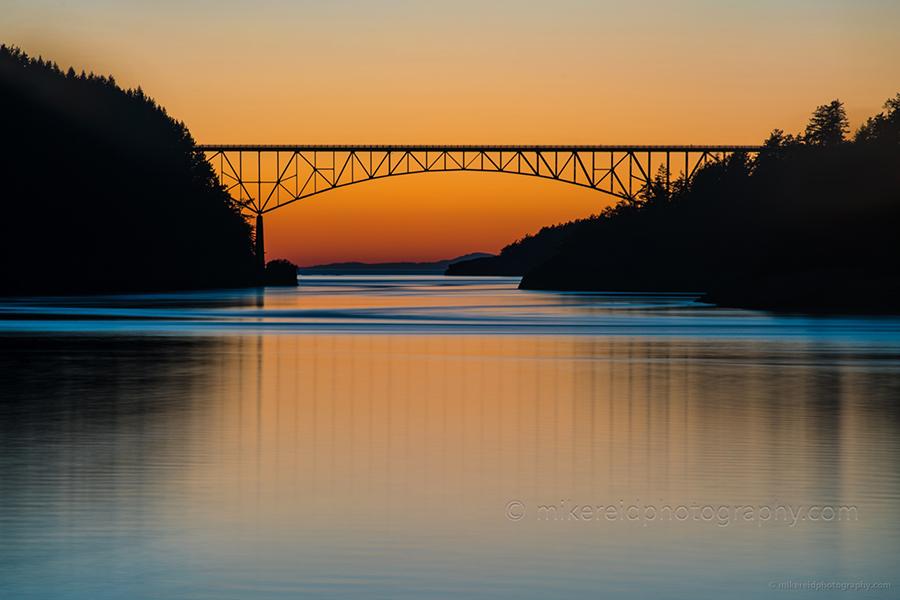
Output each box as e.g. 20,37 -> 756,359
264,259 -> 300,286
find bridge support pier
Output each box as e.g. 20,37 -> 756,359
255,213 -> 265,282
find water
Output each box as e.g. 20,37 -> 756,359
1,276 -> 898,599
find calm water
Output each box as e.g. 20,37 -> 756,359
1,276 -> 899,599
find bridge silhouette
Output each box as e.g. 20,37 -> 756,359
198,144 -> 761,270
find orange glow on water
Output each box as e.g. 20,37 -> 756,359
194,332 -> 892,531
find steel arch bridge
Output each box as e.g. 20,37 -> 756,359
197,144 -> 761,271
198,145 -> 761,216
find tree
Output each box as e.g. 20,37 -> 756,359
804,100 -> 849,146
854,93 -> 900,146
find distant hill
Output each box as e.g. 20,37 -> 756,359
445,221 -> 583,276
299,253 -> 494,274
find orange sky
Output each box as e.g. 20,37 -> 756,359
5,0 -> 900,264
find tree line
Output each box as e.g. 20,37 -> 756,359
0,44 -> 256,295
458,97 -> 900,312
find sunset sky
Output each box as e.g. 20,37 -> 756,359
5,0 -> 900,264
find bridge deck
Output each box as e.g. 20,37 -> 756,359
200,144 -> 762,215
198,144 -> 762,152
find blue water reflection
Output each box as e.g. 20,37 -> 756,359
0,276 -> 898,342
0,277 -> 898,599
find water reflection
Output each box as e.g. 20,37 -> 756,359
0,281 -> 899,599
2,277 -> 898,342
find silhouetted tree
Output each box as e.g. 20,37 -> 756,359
854,94 -> 900,146
804,100 -> 849,146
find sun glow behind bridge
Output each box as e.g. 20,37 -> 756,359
8,0 -> 897,265
200,145 -> 761,265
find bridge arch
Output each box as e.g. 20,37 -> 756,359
198,144 -> 760,271
199,145 -> 760,215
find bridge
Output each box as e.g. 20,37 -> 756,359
198,144 -> 761,271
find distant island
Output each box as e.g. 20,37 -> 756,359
301,253 -> 494,275
445,224 -> 579,276
449,97 -> 900,314
0,45 -> 256,295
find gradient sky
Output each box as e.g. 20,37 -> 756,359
5,0 -> 900,264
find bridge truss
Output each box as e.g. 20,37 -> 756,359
198,145 -> 761,216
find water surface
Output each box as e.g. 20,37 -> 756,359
1,277 -> 898,599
